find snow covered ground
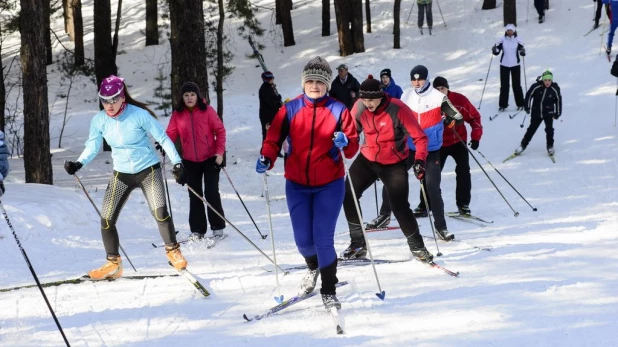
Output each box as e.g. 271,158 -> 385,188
1,0 -> 618,345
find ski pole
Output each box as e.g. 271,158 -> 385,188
160,155 -> 178,234
186,185 -> 288,274
600,14 -> 607,54
405,0 -> 416,26
222,167 -> 267,239
526,0 -> 530,23
419,180 -> 442,257
522,57 -> 528,93
263,175 -> 283,303
435,0 -> 446,28
0,201 -> 71,347
520,113 -> 527,128
341,150 -> 385,300
615,79 -> 618,127
478,55 -> 494,109
450,129 -> 521,217
476,150 -> 538,212
73,174 -> 137,272
373,182 -> 379,216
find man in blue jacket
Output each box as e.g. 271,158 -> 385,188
603,0 -> 618,54
379,68 -> 403,99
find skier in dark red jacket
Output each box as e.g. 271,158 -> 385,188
341,75 -> 434,263
416,76 -> 483,215
256,57 -> 359,310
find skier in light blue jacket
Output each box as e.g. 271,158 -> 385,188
64,75 -> 189,280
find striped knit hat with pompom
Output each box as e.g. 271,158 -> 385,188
301,56 -> 333,90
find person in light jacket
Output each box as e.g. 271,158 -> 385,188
492,24 -> 526,112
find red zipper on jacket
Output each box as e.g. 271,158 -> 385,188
306,100 -> 317,185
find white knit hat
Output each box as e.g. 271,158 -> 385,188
301,56 -> 332,91
504,23 -> 516,32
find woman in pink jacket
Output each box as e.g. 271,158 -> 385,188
166,82 -> 227,241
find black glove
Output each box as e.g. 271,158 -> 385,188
554,114 -> 561,120
492,45 -> 500,56
469,140 -> 479,150
64,161 -> 83,175
0,181 -> 4,198
525,108 -> 530,114
172,163 -> 186,186
154,141 -> 166,156
412,160 -> 425,180
519,48 -> 526,56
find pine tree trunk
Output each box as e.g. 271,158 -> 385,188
94,0 -> 117,152
63,0 -> 75,41
365,0 -> 371,33
351,0 -> 365,53
43,0 -> 52,65
393,0 -> 401,49
334,0 -> 354,56
276,0 -> 282,25
503,0 -> 517,26
73,0 -> 84,67
145,0 -> 159,46
112,0 -> 122,56
322,0 -> 330,36
169,0 -> 209,110
20,0 -> 53,184
216,0 -> 224,118
482,0 -> 496,10
280,0 -> 295,46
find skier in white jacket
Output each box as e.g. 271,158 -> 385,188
492,24 -> 526,112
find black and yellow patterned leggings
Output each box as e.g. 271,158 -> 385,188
101,163 -> 177,256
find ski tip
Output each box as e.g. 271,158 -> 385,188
514,212 -> 520,217
376,291 -> 386,300
243,314 -> 253,322
151,243 -> 158,248
532,207 -> 538,212
274,295 -> 284,304
336,325 -> 344,334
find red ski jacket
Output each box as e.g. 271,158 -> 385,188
166,104 -> 226,162
441,91 -> 483,147
261,94 -> 359,187
351,96 -> 428,164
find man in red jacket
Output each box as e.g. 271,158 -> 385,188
341,75 -> 434,263
417,76 -> 483,215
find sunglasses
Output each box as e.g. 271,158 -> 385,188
100,95 -> 122,105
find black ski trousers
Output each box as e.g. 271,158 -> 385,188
418,142 -> 471,211
418,3 -> 433,28
499,65 -> 525,109
521,115 -> 554,148
101,163 -> 177,257
184,157 -> 226,234
343,154 -> 425,250
534,0 -> 545,17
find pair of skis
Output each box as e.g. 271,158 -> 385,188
489,109 -> 522,121
151,233 -> 228,249
503,151 -> 555,163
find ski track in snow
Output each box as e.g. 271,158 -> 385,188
1,0 -> 618,345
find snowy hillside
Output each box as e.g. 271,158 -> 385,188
1,0 -> 618,346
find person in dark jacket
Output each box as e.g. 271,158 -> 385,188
256,56 -> 359,310
515,70 -> 562,156
330,64 -> 360,110
416,76 -> 483,216
492,24 -> 526,112
258,71 -> 282,141
0,131 -> 9,200
341,75 -> 435,263
380,68 -> 403,99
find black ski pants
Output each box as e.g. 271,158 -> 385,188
101,163 -> 177,257
343,154 -> 425,250
183,157 -> 226,234
499,65 -> 525,109
418,142 -> 471,211
534,0 -> 545,17
418,3 -> 433,28
521,114 -> 554,148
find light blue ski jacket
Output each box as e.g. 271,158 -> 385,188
77,104 -> 181,174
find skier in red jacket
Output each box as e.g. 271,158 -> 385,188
166,82 -> 227,242
414,77 -> 482,215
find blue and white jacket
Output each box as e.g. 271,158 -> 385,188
77,104 -> 182,174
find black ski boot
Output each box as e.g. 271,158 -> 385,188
341,240 -> 367,259
411,247 -> 434,263
436,229 -> 455,241
322,293 -> 341,310
413,207 -> 428,218
457,205 -> 471,215
366,214 -> 391,229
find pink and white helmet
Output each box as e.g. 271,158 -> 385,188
98,75 -> 125,99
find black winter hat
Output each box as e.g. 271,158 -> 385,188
433,76 -> 449,89
410,65 -> 429,81
261,71 -> 274,82
359,75 -> 384,99
380,68 -> 392,79
180,82 -> 202,98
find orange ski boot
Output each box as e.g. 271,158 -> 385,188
166,243 -> 188,270
88,255 -> 123,280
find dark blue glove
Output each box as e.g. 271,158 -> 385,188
492,45 -> 500,56
333,132 -> 348,149
172,163 -> 186,186
64,161 -> 83,175
519,47 -> 526,56
256,156 -> 271,174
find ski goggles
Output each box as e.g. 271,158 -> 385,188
99,95 -> 123,105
